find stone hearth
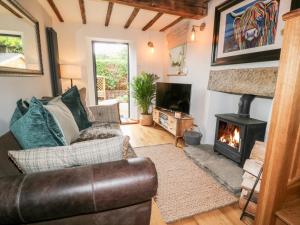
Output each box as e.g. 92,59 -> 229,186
184,145 -> 243,195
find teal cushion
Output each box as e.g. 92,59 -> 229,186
10,97 -> 66,149
61,86 -> 91,131
9,99 -> 27,126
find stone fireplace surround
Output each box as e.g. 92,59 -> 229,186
182,67 -> 276,192
206,67 -> 276,165
208,67 -> 278,98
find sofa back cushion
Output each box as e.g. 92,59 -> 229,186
0,132 -> 22,177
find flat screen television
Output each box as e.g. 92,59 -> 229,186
156,82 -> 192,114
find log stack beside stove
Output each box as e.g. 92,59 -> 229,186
214,95 -> 267,167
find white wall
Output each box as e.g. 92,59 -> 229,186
164,0 -> 288,144
0,0 -> 52,135
53,22 -> 166,119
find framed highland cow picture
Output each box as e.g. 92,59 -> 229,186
211,0 -> 300,66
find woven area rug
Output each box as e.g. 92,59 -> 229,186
134,144 -> 238,223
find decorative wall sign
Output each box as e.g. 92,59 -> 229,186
211,0 -> 299,66
167,21 -> 189,76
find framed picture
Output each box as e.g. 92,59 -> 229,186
168,44 -> 188,76
211,0 -> 299,66
166,21 -> 189,76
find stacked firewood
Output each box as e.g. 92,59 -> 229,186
239,141 -> 266,216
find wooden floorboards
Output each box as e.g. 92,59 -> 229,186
121,124 -> 175,148
121,124 -> 248,225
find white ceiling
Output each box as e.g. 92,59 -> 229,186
37,0 -> 187,31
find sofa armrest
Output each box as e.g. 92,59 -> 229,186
89,102 -> 121,123
0,158 -> 157,225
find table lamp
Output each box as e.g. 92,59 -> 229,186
60,64 -> 82,87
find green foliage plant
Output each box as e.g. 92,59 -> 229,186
131,72 -> 159,115
0,35 -> 23,53
96,59 -> 128,90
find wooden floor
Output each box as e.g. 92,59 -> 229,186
121,123 -> 175,148
121,124 -> 250,225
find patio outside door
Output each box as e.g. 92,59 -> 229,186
92,41 -> 131,122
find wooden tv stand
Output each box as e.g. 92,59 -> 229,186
153,108 -> 194,146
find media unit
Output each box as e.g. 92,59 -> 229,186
153,108 -> 193,146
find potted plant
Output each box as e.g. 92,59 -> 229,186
131,72 -> 159,126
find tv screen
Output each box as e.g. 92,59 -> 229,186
156,82 -> 192,114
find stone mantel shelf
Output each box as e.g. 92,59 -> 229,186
208,67 -> 278,98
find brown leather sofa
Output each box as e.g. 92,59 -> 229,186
0,132 -> 158,225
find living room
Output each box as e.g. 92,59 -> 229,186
0,0 -> 299,225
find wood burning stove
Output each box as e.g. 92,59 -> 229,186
214,95 -> 267,166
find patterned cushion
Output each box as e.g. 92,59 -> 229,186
8,136 -> 129,174
91,122 -> 120,130
75,125 -> 122,141
74,126 -> 129,158
89,103 -> 120,124
75,133 -> 116,143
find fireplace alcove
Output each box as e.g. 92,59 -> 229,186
208,68 -> 276,167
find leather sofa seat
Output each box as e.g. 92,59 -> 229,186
0,132 -> 158,225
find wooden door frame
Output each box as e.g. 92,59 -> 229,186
255,9 -> 300,225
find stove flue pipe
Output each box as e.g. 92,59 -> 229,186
238,94 -> 256,118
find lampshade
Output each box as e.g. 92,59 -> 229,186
60,64 -> 82,79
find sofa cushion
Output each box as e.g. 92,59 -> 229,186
61,86 -> 91,131
79,87 -> 95,122
74,125 -> 129,158
8,135 -> 130,173
91,121 -> 121,130
10,98 -> 66,149
44,97 -> 80,145
9,99 -> 28,125
89,103 -> 121,124
75,129 -> 117,143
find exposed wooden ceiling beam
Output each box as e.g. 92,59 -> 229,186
105,2 -> 114,26
124,7 -> 139,29
47,0 -> 64,22
79,0 -> 86,24
0,0 -> 22,18
106,0 -> 208,19
159,16 -> 184,32
142,12 -> 163,31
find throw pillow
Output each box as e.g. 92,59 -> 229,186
9,99 -> 28,126
79,87 -> 95,122
44,97 -> 80,145
89,103 -> 121,124
61,86 -> 91,131
10,98 -> 65,149
8,135 -> 130,173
